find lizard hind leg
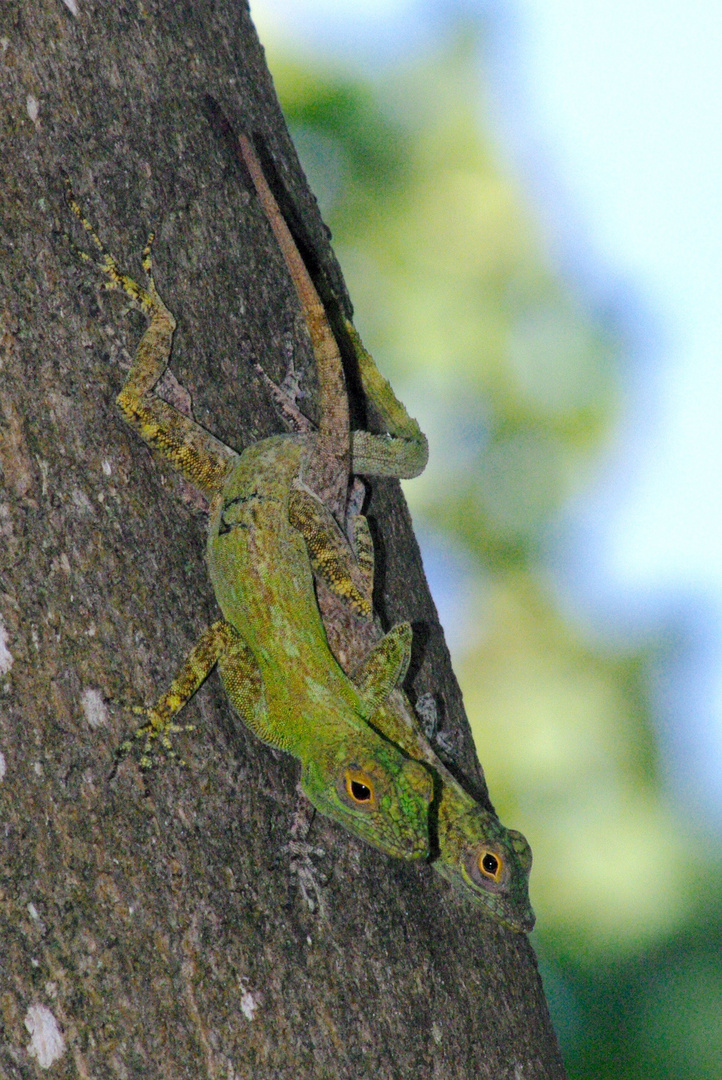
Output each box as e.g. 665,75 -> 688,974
288,484 -> 373,619
64,176 -> 236,500
64,174 -> 165,320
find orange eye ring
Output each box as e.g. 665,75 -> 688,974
478,849 -> 504,883
343,769 -> 376,808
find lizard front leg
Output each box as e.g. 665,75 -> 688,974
118,620 -> 283,773
118,619 -> 238,769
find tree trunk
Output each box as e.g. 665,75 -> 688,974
0,2 -> 566,1076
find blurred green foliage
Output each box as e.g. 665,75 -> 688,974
263,20 -> 722,1079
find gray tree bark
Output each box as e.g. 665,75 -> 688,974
0,2 -> 566,1076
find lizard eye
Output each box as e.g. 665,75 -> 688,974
463,845 -> 507,890
478,849 -> 504,882
339,767 -> 378,810
349,778 -> 372,802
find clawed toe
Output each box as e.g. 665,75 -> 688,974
110,703 -> 196,773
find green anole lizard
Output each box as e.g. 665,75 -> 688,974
225,121 -> 534,932
64,167 -> 434,863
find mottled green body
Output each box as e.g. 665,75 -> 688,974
208,435 -> 433,858
209,438 -> 362,751
266,200 -> 536,930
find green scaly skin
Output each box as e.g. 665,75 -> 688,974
64,170 -> 434,862
315,557 -> 534,931
208,436 -> 433,858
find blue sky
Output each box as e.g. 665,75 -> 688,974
251,0 -> 722,813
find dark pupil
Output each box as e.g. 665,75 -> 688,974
350,780 -> 372,802
482,853 -> 499,875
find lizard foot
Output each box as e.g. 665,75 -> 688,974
254,334 -> 314,435
279,790 -> 331,915
63,173 -> 172,324
111,702 -> 196,773
286,839 -> 331,915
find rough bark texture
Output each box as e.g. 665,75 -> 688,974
0,2 -> 566,1077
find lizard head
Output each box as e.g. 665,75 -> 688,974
435,795 -> 535,932
300,740 -> 433,860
